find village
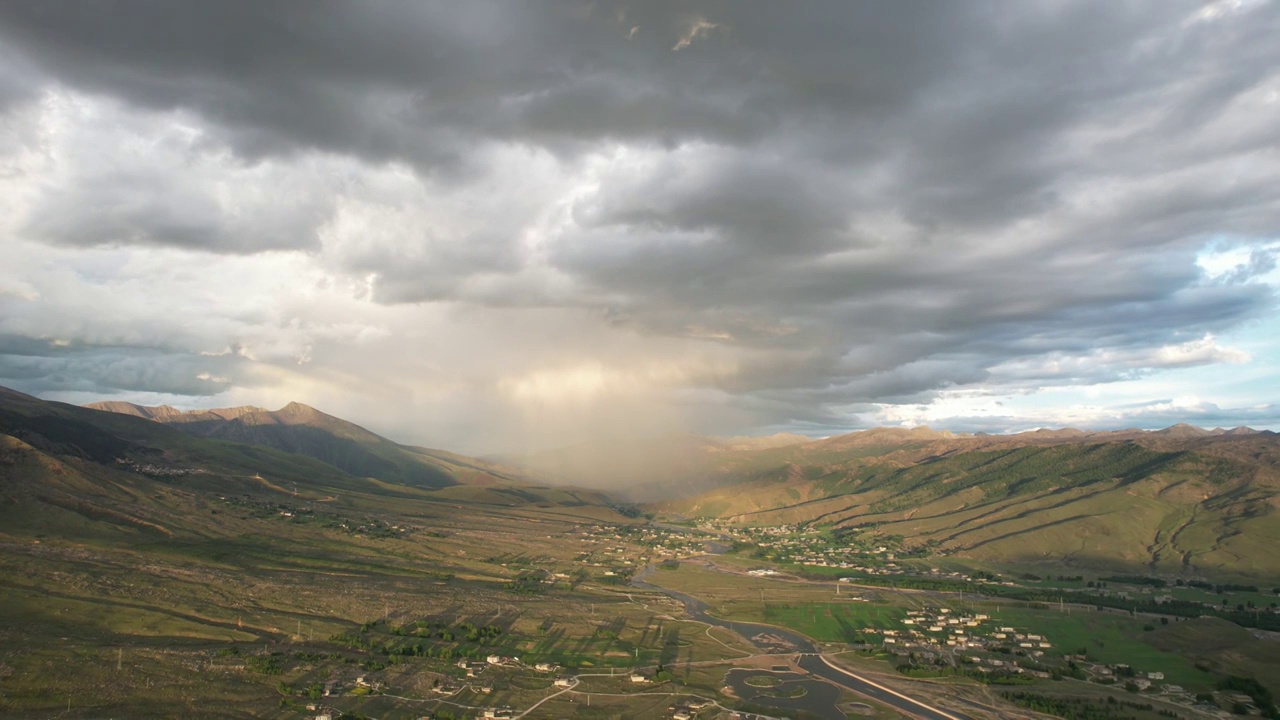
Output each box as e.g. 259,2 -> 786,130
867,606 -> 1224,711
297,649 -> 719,720
568,523 -> 712,580
219,514 -> 1278,720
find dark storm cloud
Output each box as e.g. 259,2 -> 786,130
1,0 -> 1277,435
0,42 -> 39,112
0,1 -> 772,165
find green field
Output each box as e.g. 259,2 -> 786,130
763,602 -> 906,642
990,607 -> 1209,689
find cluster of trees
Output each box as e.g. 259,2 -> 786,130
794,569 -> 1280,631
1002,691 -> 1175,720
893,654 -> 1057,685
1219,676 -> 1279,719
244,654 -> 284,675
389,619 -> 504,643
505,573 -> 549,594
328,617 -> 510,664
1099,576 -> 1266,593
1099,575 -> 1166,587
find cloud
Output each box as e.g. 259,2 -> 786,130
672,17 -> 721,51
7,93 -> 338,253
0,1 -> 1278,450
875,395 -> 1280,435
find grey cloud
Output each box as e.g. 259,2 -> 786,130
24,166 -> 331,252
0,342 -> 246,397
1,1 -> 1278,440
0,43 -> 39,113
0,1 -> 772,167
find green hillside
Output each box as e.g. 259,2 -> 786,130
657,430 -> 1280,580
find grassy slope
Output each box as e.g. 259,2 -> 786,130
658,436 -> 1280,580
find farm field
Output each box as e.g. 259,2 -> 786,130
648,556 -> 1280,715
989,607 -> 1208,690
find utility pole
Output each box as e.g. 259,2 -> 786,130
117,648 -> 122,671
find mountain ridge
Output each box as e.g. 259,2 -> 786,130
504,422 -> 1271,500
651,426 -> 1280,580
83,399 -> 525,489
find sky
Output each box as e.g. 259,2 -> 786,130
1,1 -> 1278,454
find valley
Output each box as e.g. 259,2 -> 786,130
1,386 -> 1278,719
5,7 -> 1277,719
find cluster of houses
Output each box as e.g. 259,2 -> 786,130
568,524 -> 710,579
873,607 -> 1071,679
923,567 -> 1016,586
877,608 -> 1022,657
838,562 -> 903,575
124,460 -> 206,476
873,608 -> 1185,695
1081,663 -> 1171,690
668,697 -> 714,719
727,524 -> 910,569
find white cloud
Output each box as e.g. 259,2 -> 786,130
672,17 -> 721,51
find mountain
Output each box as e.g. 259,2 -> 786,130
1,385 -> 625,540
653,424 -> 1280,580
86,400 -> 266,422
86,399 -> 527,489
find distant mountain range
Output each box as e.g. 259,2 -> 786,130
85,399 -> 527,489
